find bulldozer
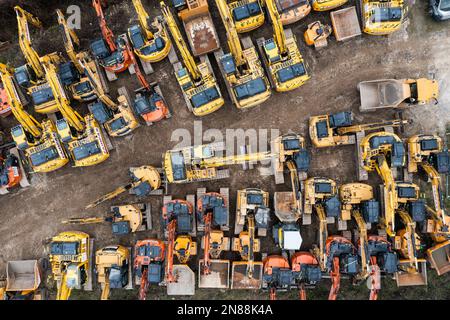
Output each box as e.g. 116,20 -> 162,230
358,78 -> 439,112
86,165 -> 162,209
134,239 -> 165,300
161,2 -> 224,116
263,255 -> 296,299
48,231 -> 93,300
258,0 -> 310,92
95,245 -> 132,300
326,236 -> 359,300
309,111 -> 411,148
91,0 -> 133,81
128,0 -> 172,64
311,0 -> 348,11
231,214 -> 263,289
276,0 -> 311,25
291,252 -> 321,300
359,0 -> 407,35
222,0 -> 265,32
214,0 -> 272,109
63,203 -> 152,235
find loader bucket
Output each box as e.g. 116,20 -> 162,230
427,240 -> 450,276
395,259 -> 427,287
6,260 -> 40,292
230,261 -> 263,289
167,265 -> 195,296
198,259 -> 230,289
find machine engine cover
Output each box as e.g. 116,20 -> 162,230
408,200 -> 426,222
325,196 -> 341,217
293,150 -> 310,172
112,221 -> 131,235
148,264 -> 163,284
342,254 -> 359,274
382,252 -> 398,274
362,199 -> 380,223
329,111 -> 353,128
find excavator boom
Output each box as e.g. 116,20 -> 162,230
165,220 -> 176,283
132,0 -> 154,39
202,212 -> 212,275
265,0 -> 287,54
336,119 -> 411,135
56,9 -> 82,73
92,0 -> 117,51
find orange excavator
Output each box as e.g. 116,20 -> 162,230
366,235 -> 398,300
0,151 -> 22,190
134,239 -> 165,300
91,0 -> 133,77
291,252 -> 321,300
162,200 -> 196,283
326,236 -> 359,300
263,255 -> 295,300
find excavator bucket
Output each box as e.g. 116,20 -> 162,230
230,262 -> 263,289
166,264 -> 195,296
198,259 -> 230,289
395,260 -> 428,287
427,240 -> 450,275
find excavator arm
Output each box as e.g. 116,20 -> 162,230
265,0 -> 287,55
202,212 -> 212,275
165,220 -> 176,283
56,9 -> 82,73
353,210 -> 370,279
287,160 -> 302,217
247,215 -> 256,279
160,2 -> 200,80
138,267 -> 149,300
328,257 -> 340,300
0,63 -> 42,138
200,151 -> 272,168
100,272 -> 110,300
14,6 -> 45,79
132,0 -> 154,39
397,210 -> 419,270
336,119 -> 410,135
368,256 -> 381,300
376,156 -> 398,236
56,271 -> 72,300
316,205 -> 328,271
421,163 -> 447,229
92,0 -> 117,51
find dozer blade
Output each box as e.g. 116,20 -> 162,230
395,259 -> 427,287
231,261 -> 263,289
198,259 -> 230,289
427,240 -> 450,276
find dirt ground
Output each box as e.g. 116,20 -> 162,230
0,0 -> 449,300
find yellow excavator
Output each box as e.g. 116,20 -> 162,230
360,131 -> 405,236
49,231 -> 92,300
309,111 -> 411,148
360,0 -> 407,35
95,245 -> 131,300
160,2 -> 224,116
223,0 -> 265,33
311,0 -> 347,11
129,0 -> 172,63
215,0 -> 271,109
258,0 -> 310,92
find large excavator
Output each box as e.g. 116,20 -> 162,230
215,0 -> 271,109
309,111 -> 411,148
360,0 -> 407,35
291,252 -> 321,300
95,245 -> 130,300
128,0 -> 172,63
48,231 -> 92,300
360,131 -> 406,236
304,177 -> 341,270
311,0 -> 347,11
259,0 -> 310,92
134,239 -> 165,300
85,165 -> 162,209
91,0 -> 133,79
339,183 -> 380,281
160,2 -> 224,116
222,0 -> 265,33
326,236 -> 359,300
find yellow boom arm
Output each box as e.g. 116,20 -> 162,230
316,205 -> 328,271
0,63 -> 42,137
56,272 -> 72,300
265,0 -> 287,54
376,156 -> 398,236
200,151 -> 272,167
247,215 -> 256,278
14,6 -> 45,78
353,210 -> 370,279
132,0 -> 154,39
56,9 -> 83,73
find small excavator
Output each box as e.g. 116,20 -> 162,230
161,2 -> 224,116
263,255 -> 295,299
128,0 -> 172,63
360,0 -> 407,35
303,21 -> 331,49
95,245 -> 131,300
134,239 -> 165,300
215,0 -> 271,109
91,0 -> 133,79
222,0 -> 265,33
360,131 -> 405,236
326,236 -> 359,300
63,203 -> 152,235
163,199 -> 197,283
276,0 -> 311,25
86,165 -> 162,209
48,231 -> 93,300
311,0 -> 348,11
197,192 -> 230,275
291,252 -> 322,300
309,111 -> 411,148
258,0 -> 310,92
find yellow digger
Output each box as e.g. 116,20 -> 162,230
215,0 -> 271,109
95,245 -> 131,300
258,0 -> 310,92
160,2 -> 224,116
359,0 -> 407,35
48,231 -> 93,300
